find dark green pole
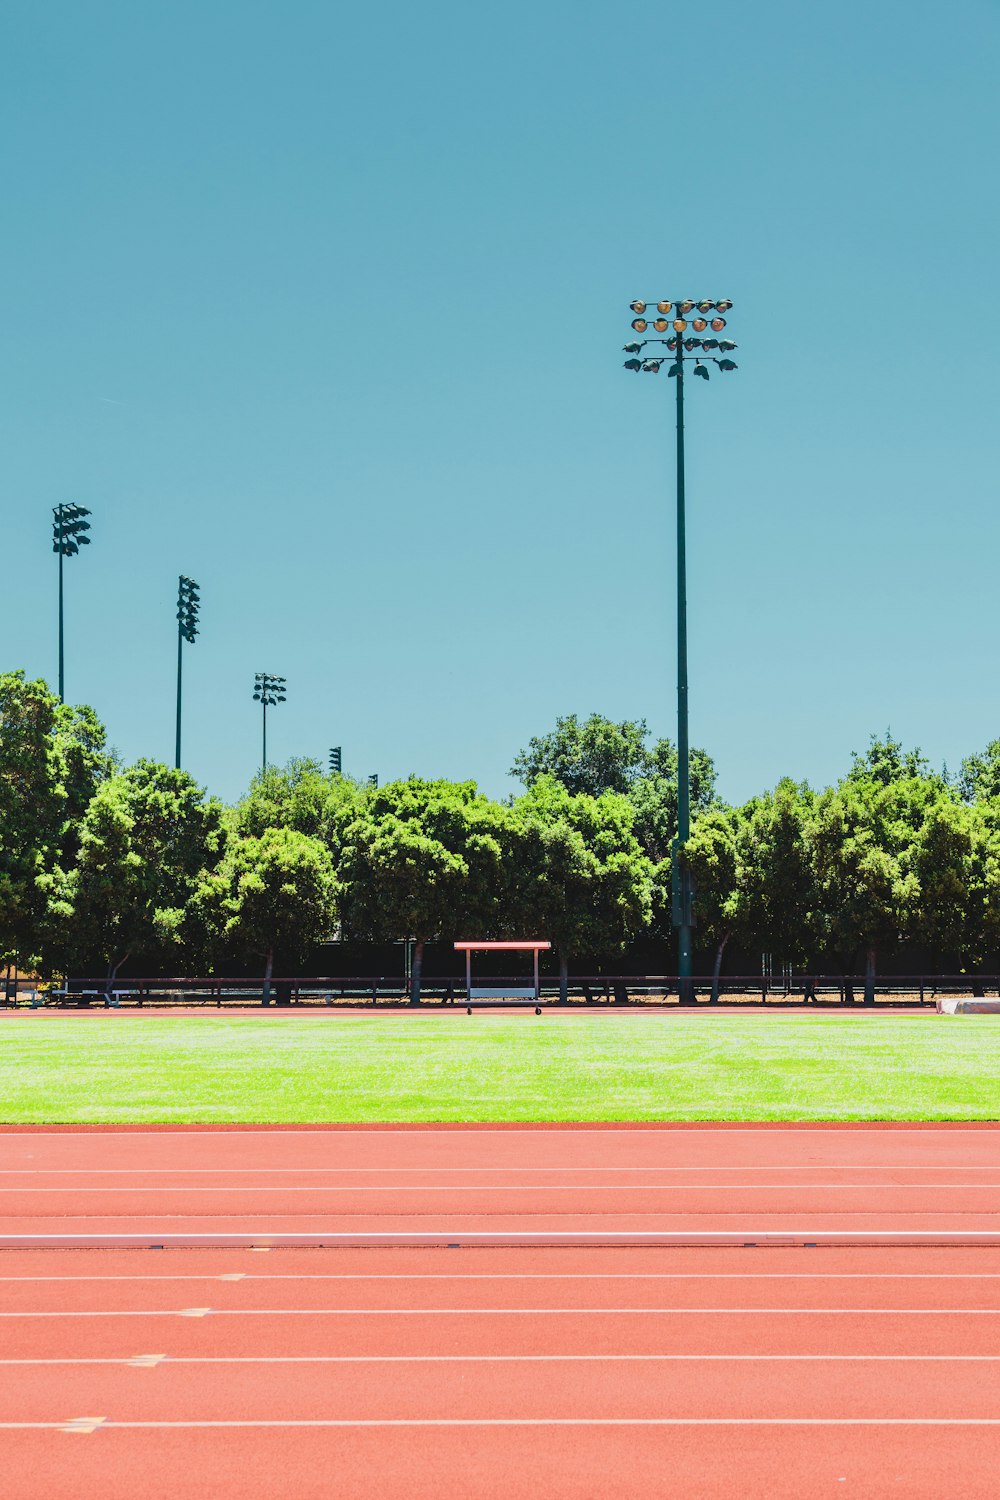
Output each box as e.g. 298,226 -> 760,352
675,355 -> 694,1003
174,624 -> 183,769
262,700 -> 267,771
57,538 -> 65,703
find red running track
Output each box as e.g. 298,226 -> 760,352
5,1125 -> 1000,1496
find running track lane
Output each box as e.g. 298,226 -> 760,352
4,1127 -> 1000,1495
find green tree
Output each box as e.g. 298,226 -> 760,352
628,745 -> 718,861
234,757 -> 359,863
0,673 -> 112,970
958,740 -> 1000,804
810,771 -> 941,1001
683,781 -> 817,999
510,714 -> 651,796
847,731 -> 930,787
193,825 -> 337,1005
510,712 -> 717,862
683,805 -> 743,1001
510,776 -> 652,1002
56,760 -> 225,991
339,778 -> 510,1003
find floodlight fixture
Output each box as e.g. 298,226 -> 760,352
52,503 -> 94,702
253,671 -> 287,770
329,746 -> 342,775
368,773 -> 379,788
174,575 -> 201,769
623,342 -> 643,353
619,295 -> 740,1004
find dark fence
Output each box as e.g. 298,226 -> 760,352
4,975 -> 999,1008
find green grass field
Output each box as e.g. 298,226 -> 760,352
2,1013 -> 1000,1122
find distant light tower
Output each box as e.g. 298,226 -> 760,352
367,773 -> 379,789
621,297 -> 737,1003
328,747 -> 342,776
253,672 -> 286,770
175,576 -> 200,770
51,504 -> 92,702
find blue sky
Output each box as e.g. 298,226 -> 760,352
3,0 -> 998,804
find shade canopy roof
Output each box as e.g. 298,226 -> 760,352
453,940 -> 551,952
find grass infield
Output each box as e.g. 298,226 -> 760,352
1,1013 -> 999,1122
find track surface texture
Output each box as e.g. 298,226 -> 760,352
4,1124 -> 1000,1497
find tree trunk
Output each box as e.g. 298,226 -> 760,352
104,955 -> 127,1007
710,933 -> 730,1005
864,947 -> 876,1006
409,939 -> 424,1005
558,952 -> 568,1005
262,946 -> 274,1007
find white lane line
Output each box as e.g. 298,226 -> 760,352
4,1418 -> 1000,1430
59,1415 -> 106,1434
3,1165 -> 996,1172
8,1183 -> 1000,1191
5,1272 -> 1000,1283
5,1353 -> 1000,1365
4,1306 -> 1000,1317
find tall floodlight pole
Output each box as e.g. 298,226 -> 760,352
329,747 -> 342,775
622,297 -> 737,1004
253,672 -> 286,770
175,576 -> 200,769
51,504 -> 92,702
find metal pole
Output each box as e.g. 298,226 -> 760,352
262,700 -> 267,771
675,355 -> 694,1003
57,522 -> 65,703
174,625 -> 183,770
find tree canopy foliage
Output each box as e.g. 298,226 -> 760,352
6,675 -> 1000,991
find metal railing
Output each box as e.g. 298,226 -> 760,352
3,974 -> 998,1008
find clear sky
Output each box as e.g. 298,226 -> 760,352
3,0 -> 998,805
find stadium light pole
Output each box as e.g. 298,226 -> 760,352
51,504 -> 92,702
175,576 -> 200,770
253,672 -> 286,770
621,297 -> 737,1004
329,746 -> 342,776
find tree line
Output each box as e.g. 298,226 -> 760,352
3,671 -> 1000,1001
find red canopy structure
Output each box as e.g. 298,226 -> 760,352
454,940 -> 551,1004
